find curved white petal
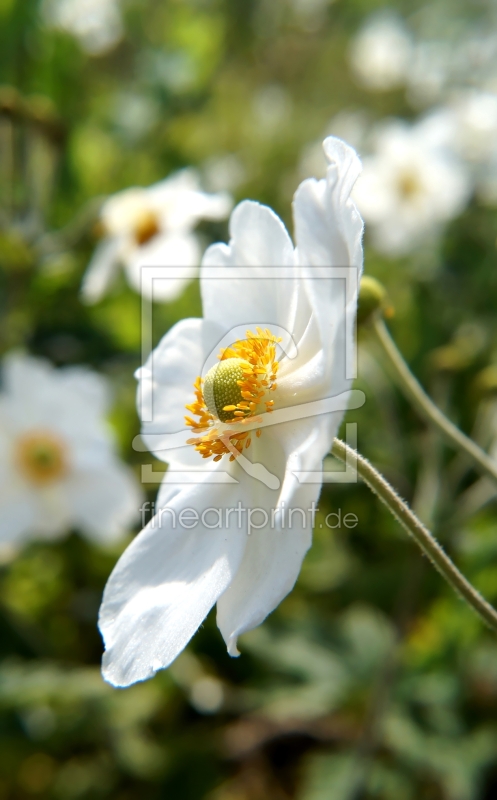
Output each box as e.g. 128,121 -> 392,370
67,464 -> 143,544
294,136 -> 363,272
137,317 -> 224,463
216,426 -> 329,655
201,200 -> 299,338
124,233 -> 200,302
81,237 -> 123,304
99,480 -> 248,686
292,137 -> 363,395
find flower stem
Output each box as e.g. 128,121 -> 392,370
372,316 -> 497,486
331,437 -> 497,633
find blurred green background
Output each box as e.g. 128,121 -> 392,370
2,0 -> 497,798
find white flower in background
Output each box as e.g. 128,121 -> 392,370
452,91 -> 497,163
202,154 -> 247,194
0,353 -> 142,551
42,0 -> 123,56
406,40 -> 454,108
81,170 -> 232,304
98,136 -> 364,687
418,91 -> 497,206
418,92 -> 497,163
353,119 -> 472,256
349,13 -> 412,92
299,110 -> 369,180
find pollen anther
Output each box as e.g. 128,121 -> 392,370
185,328 -> 281,462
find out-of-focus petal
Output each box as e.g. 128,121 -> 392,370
80,236 -> 123,304
0,480 -> 36,546
124,233 -> 200,302
66,464 -> 143,544
149,168 -> 232,230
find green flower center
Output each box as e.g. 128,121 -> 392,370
203,358 -> 250,423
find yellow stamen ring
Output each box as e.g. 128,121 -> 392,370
15,430 -> 68,485
185,328 -> 281,462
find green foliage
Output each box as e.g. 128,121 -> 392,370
1,0 -> 497,798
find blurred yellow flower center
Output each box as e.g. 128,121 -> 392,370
397,170 -> 422,201
185,328 -> 280,462
15,431 -> 68,486
134,210 -> 161,246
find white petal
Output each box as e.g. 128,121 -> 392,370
201,200 -> 299,337
216,428 -> 328,655
99,480 -> 248,686
124,233 -> 200,301
57,366 -> 111,418
101,188 -> 149,235
293,136 -> 363,273
3,351 -> 53,397
29,485 -> 73,540
148,169 -> 232,230
80,237 -> 123,304
2,353 -> 111,438
66,464 -> 143,544
0,480 -> 36,546
175,189 -> 232,224
155,451 -> 237,510
292,137 -> 363,393
137,317 -> 224,463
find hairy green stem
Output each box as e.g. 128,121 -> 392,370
372,316 -> 497,486
331,438 -> 497,633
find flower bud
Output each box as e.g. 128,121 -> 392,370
473,366 -> 497,397
357,275 -> 387,325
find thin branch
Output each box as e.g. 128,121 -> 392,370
331,438 -> 497,633
372,316 -> 497,486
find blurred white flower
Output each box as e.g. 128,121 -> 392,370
252,85 -> 293,136
42,0 -> 123,56
112,92 -> 159,143
0,353 -> 142,551
418,92 -> 497,205
349,14 -> 412,92
353,120 -> 472,256
202,154 -> 247,194
406,40 -> 452,107
81,170 -> 232,304
98,137 -> 363,686
453,91 -> 497,163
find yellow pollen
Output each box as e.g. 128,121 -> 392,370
15,430 -> 68,486
134,209 -> 161,246
185,328 -> 281,462
397,171 -> 422,201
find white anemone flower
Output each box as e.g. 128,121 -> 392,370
0,353 -> 142,551
417,92 -> 497,206
349,14 -> 412,92
98,136 -> 364,687
353,119 -> 472,256
81,169 -> 232,304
